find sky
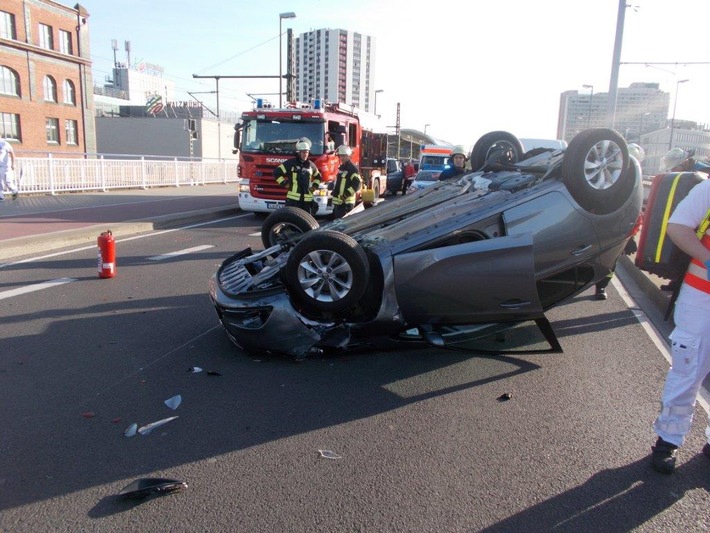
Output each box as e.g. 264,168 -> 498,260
78,0 -> 710,147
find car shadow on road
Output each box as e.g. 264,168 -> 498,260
0,296 -> 544,514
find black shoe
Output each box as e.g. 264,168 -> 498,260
11,191 -> 18,200
703,443 -> 710,459
595,287 -> 608,300
651,437 -> 678,474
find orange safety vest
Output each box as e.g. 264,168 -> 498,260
682,210 -> 710,293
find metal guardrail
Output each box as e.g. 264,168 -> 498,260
15,155 -> 239,195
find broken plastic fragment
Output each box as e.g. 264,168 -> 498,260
318,449 -> 342,460
207,371 -> 222,376
164,395 -> 182,410
138,416 -> 179,435
497,393 -> 512,402
111,417 -> 122,424
117,478 -> 187,500
82,411 -> 95,418
124,423 -> 138,437
188,367 -> 202,373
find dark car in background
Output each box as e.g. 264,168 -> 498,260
210,128 -> 643,358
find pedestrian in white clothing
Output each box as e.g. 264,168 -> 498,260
0,137 -> 18,201
651,178 -> 710,474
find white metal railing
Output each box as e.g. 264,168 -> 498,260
14,155 -> 239,194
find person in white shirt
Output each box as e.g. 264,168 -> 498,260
0,137 -> 18,201
651,178 -> 710,474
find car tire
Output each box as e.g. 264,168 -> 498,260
261,206 -> 319,249
561,128 -> 631,214
470,131 -> 525,171
285,230 -> 370,314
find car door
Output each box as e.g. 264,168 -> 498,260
502,190 -> 600,279
392,233 -> 542,325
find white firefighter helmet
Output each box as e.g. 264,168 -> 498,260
627,143 -> 645,162
661,147 -> 687,171
336,145 -> 352,156
295,138 -> 312,151
450,145 -> 468,159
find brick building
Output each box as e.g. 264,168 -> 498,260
0,0 -> 95,155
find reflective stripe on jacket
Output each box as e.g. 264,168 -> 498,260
684,232 -> 710,293
332,161 -> 362,206
274,157 -> 322,203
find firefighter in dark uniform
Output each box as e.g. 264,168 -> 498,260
438,145 -> 468,180
332,145 -> 362,219
274,139 -> 322,215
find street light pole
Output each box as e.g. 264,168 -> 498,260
374,89 -> 383,118
278,12 -> 296,108
639,111 -> 650,143
669,79 -> 689,150
424,124 -> 430,134
582,84 -> 593,129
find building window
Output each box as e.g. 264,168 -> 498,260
63,79 -> 76,105
0,10 -> 16,39
39,23 -> 53,50
46,117 -> 59,143
43,75 -> 57,102
0,66 -> 20,96
59,29 -> 72,55
65,119 -> 78,145
1,112 -> 21,141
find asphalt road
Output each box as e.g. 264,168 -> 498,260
1,214 -> 709,532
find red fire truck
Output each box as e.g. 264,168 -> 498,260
234,99 -> 388,216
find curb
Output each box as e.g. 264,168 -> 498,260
616,255 -> 672,316
0,204 -> 241,262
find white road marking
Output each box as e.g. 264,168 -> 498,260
147,245 -> 214,261
0,277 -> 77,301
0,213 -> 252,268
613,277 -> 710,414
248,232 -> 261,237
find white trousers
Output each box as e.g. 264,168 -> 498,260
653,300 -> 710,447
0,167 -> 18,197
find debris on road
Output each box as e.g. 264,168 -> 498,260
117,478 -> 187,500
318,449 -> 342,460
138,416 -> 179,435
164,395 -> 182,410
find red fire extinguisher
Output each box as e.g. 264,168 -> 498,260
97,230 -> 116,278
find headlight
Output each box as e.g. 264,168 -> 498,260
239,181 -> 250,193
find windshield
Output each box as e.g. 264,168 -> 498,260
421,155 -> 449,169
415,170 -> 440,181
240,119 -> 326,155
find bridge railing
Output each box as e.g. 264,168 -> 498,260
14,154 -> 239,195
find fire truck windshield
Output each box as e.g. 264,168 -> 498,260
240,119 -> 326,155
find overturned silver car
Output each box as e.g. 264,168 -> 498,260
209,128 -> 643,357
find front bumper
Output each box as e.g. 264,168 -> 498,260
208,251 -> 348,356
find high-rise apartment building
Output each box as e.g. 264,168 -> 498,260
557,83 -> 669,143
294,28 -> 375,113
